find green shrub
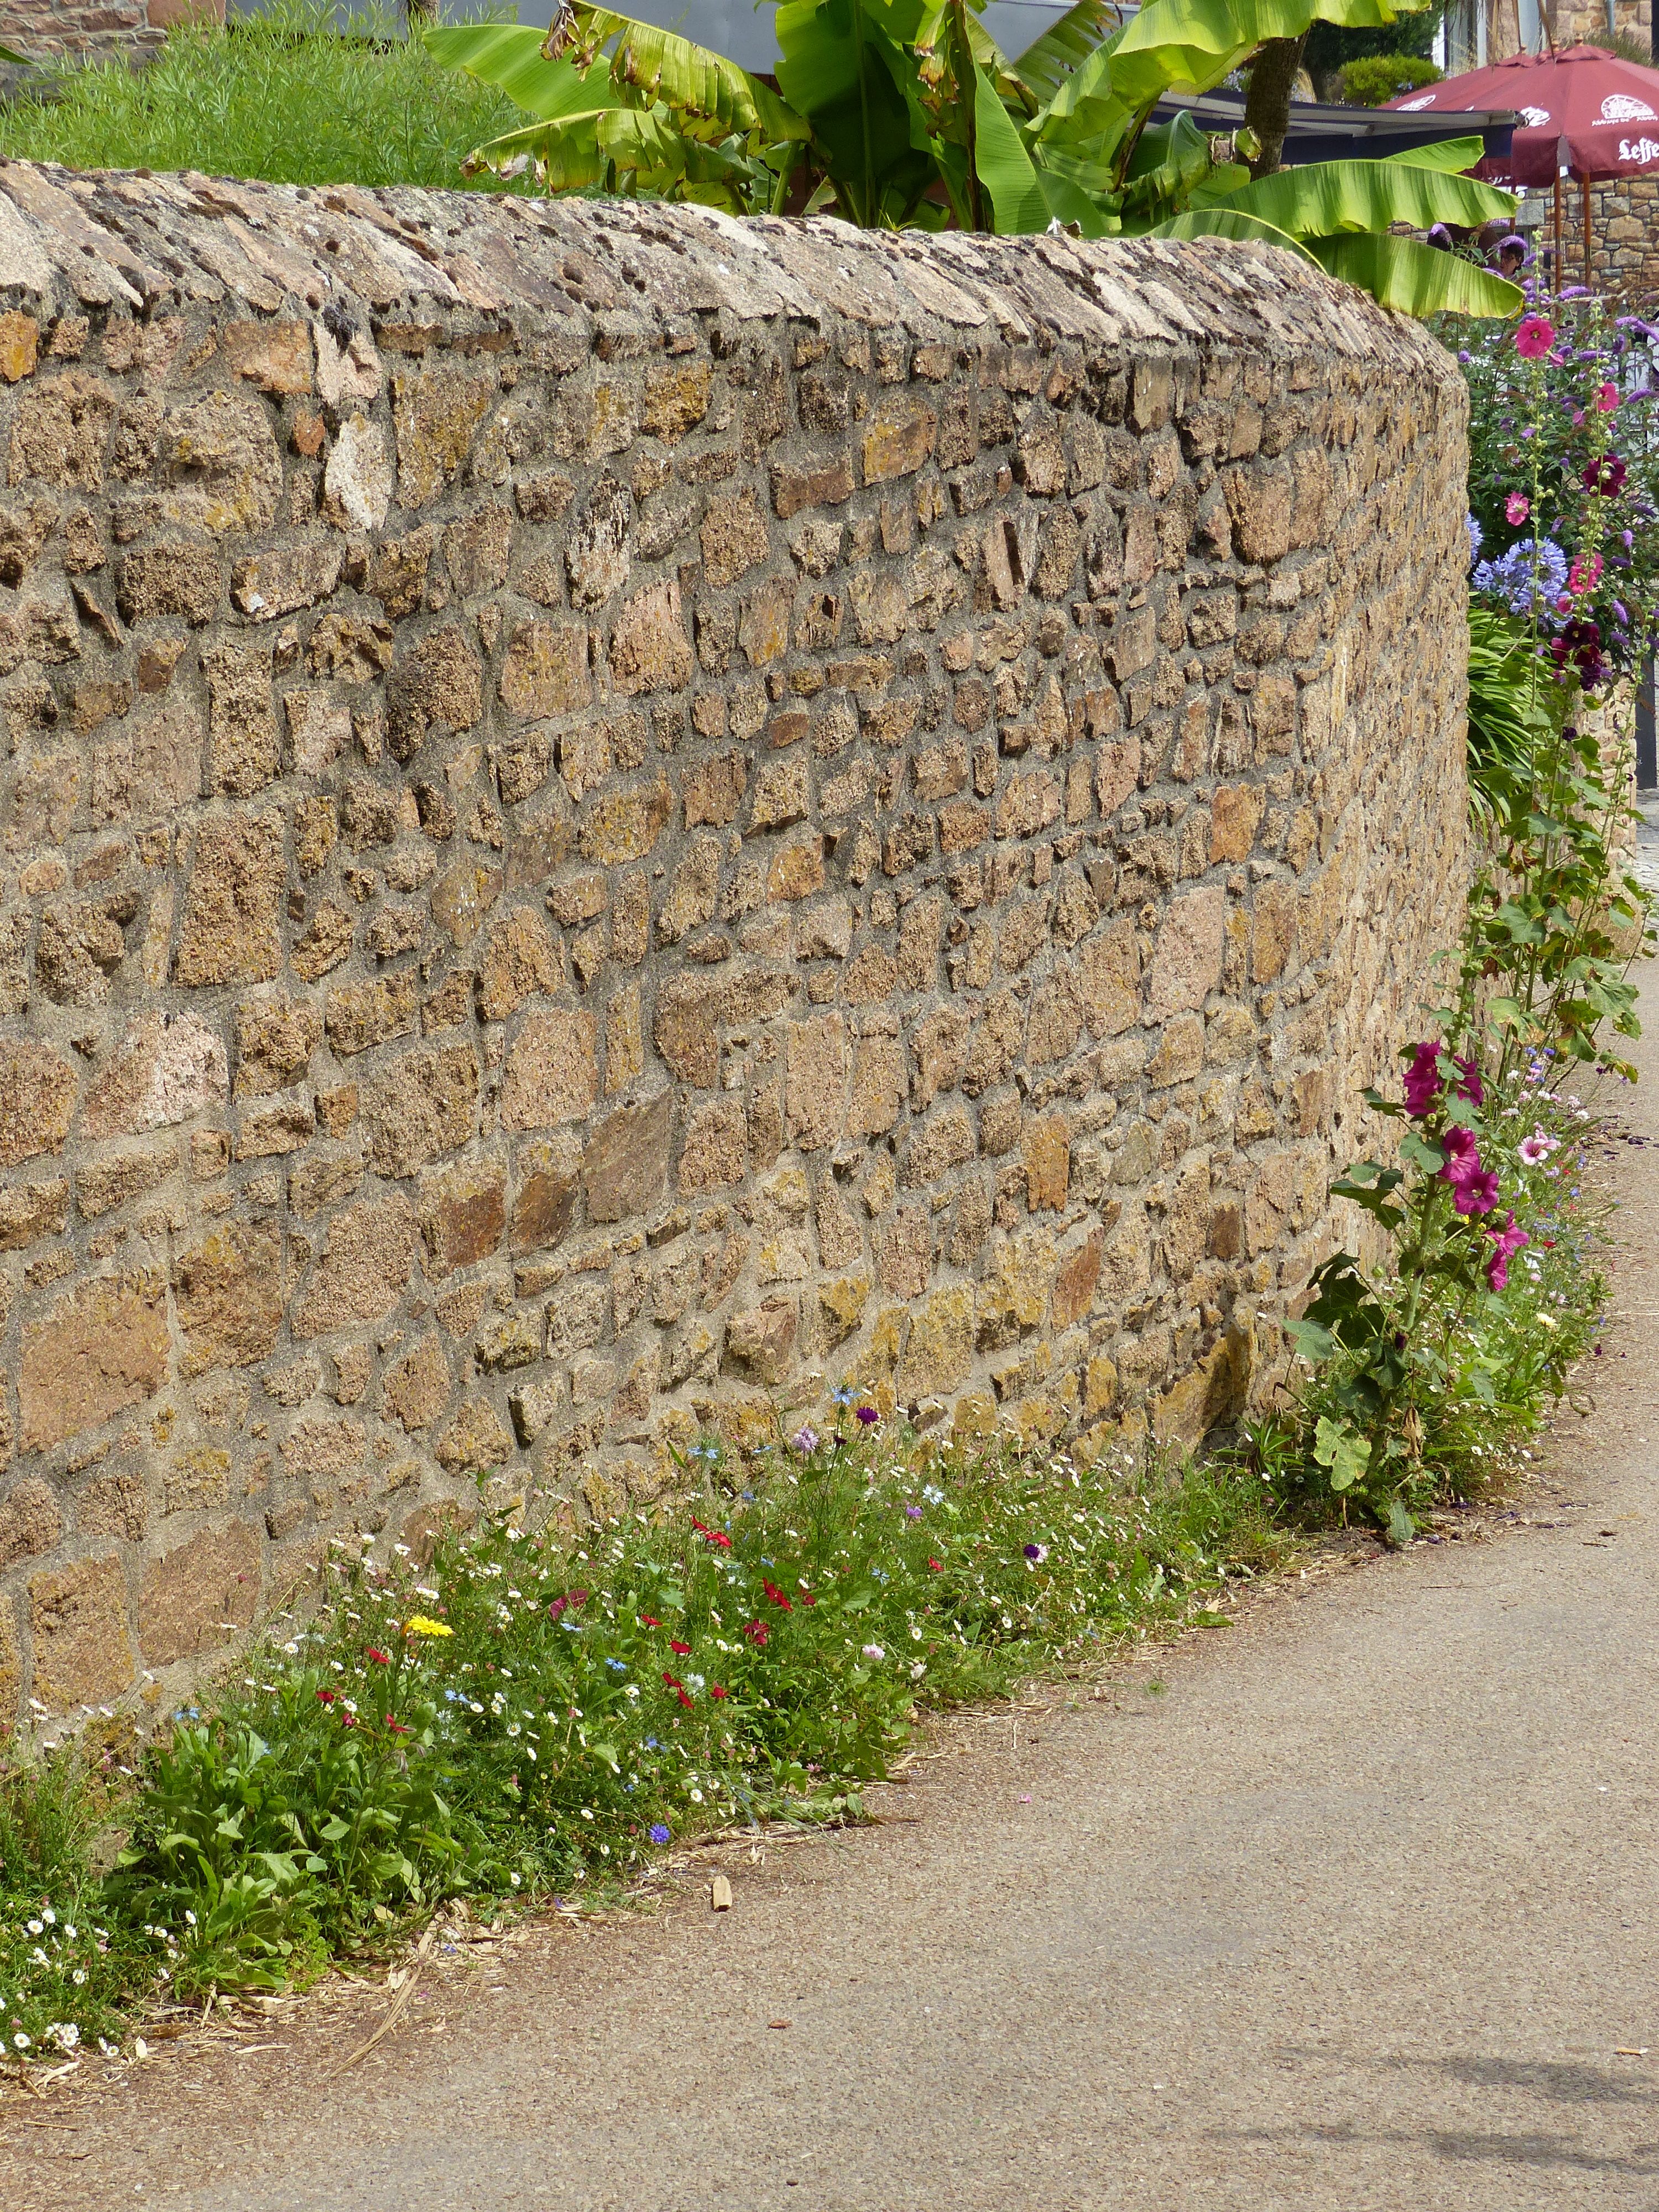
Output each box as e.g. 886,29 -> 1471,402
1339,54 -> 1442,106
0,3 -> 524,190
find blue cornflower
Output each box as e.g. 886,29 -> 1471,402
605,1658 -> 627,1672
831,1386 -> 856,1406
650,1823 -> 671,1845
645,1737 -> 661,1751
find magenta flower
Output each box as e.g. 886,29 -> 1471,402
1485,1212 -> 1529,1291
1568,551 -> 1604,596
1583,452 -> 1627,495
1438,1126 -> 1498,1214
1453,1055 -> 1485,1108
905,1505 -> 923,1520
1515,314 -> 1556,358
1024,1543 -> 1048,1563
1597,382 -> 1619,413
1518,1130 -> 1557,1166
1402,1041 -> 1443,1118
855,1405 -> 879,1426
1454,1168 -> 1500,1217
1505,493 -> 1530,525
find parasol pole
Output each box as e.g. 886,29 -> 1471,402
1554,163 -> 1564,296
1584,172 -> 1593,291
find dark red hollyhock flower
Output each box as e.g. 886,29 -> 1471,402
692,1519 -> 733,1550
670,1640 -> 692,1656
366,1648 -> 390,1665
762,1580 -> 794,1611
711,1686 -> 729,1700
1583,451 -> 1627,495
744,1620 -> 770,1647
315,1687 -> 337,1704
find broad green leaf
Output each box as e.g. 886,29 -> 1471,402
973,66 -> 1111,233
1387,1499 -> 1416,1548
1385,133 -> 1485,173
1119,108 -> 1212,217
1284,1315 -> 1336,1362
424,24 -> 598,123
1149,206 -> 1318,263
1306,231 -> 1524,317
1313,1414 -> 1372,1494
570,6 -> 808,140
1110,0 -> 1427,106
1010,0 -> 1120,105
1224,156 -> 1511,237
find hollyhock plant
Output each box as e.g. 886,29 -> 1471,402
1485,1213 -> 1530,1291
1505,492 -> 1530,524
1402,1041 -> 1443,1117
1515,312 -> 1555,358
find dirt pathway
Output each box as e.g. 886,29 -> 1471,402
7,978 -> 1659,2211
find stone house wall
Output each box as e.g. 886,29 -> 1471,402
0,166 -> 1469,1732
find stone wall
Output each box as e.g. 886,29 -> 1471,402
0,164 -> 1469,1733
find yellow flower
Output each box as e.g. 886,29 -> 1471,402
403,1615 -> 453,1637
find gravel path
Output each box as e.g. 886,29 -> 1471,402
4,977 -> 1658,2212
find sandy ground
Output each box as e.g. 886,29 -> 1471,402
4,980 -> 1658,2212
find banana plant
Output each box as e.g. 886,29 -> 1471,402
425,0 -> 1522,317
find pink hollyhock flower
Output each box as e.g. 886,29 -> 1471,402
1597,382 -> 1619,412
1485,1211 -> 1529,1291
1440,1124 -> 1499,1214
1569,552 -> 1603,596
1515,314 -> 1556,358
1456,1170 -> 1500,1217
1505,493 -> 1530,524
1402,1041 -> 1443,1117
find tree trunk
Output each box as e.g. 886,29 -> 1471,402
1243,34 -> 1308,181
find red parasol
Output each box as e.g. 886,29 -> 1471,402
1384,42 -> 1659,186
1386,44 -> 1659,288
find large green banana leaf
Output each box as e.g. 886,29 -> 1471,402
972,62 -> 1113,233
424,24 -> 601,122
1108,0 -> 1425,107
1151,204 -> 1319,262
565,7 -> 807,140
1009,0 -> 1121,105
1224,156 -> 1512,235
1306,231 -> 1524,316
775,0 -> 935,222
1384,134 -> 1487,173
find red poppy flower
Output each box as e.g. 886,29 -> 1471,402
800,1592 -> 816,1607
662,1671 -> 681,1688
928,1558 -> 944,1572
744,1620 -> 770,1647
676,1688 -> 695,1710
640,1615 -> 661,1628
315,1687 -> 337,1704
340,1713 -> 357,1728
386,1717 -> 411,1735
711,1685 -> 728,1700
670,1640 -> 692,1656
762,1580 -> 794,1611
366,1648 -> 389,1665
691,1519 -> 732,1549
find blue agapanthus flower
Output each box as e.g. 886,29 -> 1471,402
1472,535 -> 1569,617
1466,512 -> 1484,565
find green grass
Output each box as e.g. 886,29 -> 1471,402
1,1412 -> 1282,2045
0,4 -> 525,190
